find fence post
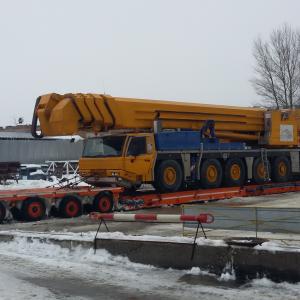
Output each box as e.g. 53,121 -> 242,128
255,207 -> 258,238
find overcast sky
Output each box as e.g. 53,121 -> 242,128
1,0 -> 300,126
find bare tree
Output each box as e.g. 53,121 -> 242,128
251,24 -> 300,108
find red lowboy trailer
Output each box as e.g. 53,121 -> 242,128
1,180 -> 300,223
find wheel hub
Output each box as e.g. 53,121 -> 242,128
28,203 -> 42,218
278,161 -> 287,176
66,200 -> 79,216
99,198 -> 109,210
207,165 -> 217,182
230,164 -> 241,180
258,162 -> 266,178
163,167 -> 176,185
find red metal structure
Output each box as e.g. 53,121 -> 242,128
0,186 -> 122,222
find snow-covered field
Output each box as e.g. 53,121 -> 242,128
0,237 -> 299,300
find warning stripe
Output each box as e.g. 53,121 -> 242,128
90,212 -> 214,224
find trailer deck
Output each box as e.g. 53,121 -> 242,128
1,180 -> 300,223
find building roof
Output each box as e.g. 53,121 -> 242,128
0,131 -> 83,141
0,131 -> 34,139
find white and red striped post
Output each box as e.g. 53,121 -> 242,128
91,212 -> 215,257
90,212 -> 214,224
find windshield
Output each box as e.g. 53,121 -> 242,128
83,136 -> 125,157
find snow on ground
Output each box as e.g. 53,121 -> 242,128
0,176 -> 89,190
0,179 -> 51,190
0,229 -> 227,246
1,229 -> 299,254
0,271 -> 59,300
0,237 -> 299,300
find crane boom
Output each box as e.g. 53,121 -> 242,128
32,93 -> 266,141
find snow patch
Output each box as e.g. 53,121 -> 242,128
0,175 -> 89,190
0,179 -> 51,190
254,241 -> 300,253
186,267 -> 213,276
0,237 -> 155,271
219,271 -> 236,281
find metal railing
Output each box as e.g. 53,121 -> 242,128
46,160 -> 79,177
183,204 -> 300,240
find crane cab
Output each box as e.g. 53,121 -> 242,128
79,133 -> 156,188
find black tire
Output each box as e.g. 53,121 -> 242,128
155,160 -> 183,193
10,207 -> 22,221
0,202 -> 6,223
93,192 -> 114,213
21,197 -> 46,222
224,158 -> 246,187
271,156 -> 291,183
200,159 -> 223,189
252,157 -> 270,184
59,195 -> 82,218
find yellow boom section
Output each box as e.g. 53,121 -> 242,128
32,93 -> 267,141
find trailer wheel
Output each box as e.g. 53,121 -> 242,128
21,197 -> 46,222
272,156 -> 291,183
93,192 -> 114,213
224,158 -> 246,187
0,202 -> 6,223
59,196 -> 82,218
200,159 -> 223,189
155,160 -> 183,193
252,157 -> 270,184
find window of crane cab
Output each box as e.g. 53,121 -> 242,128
82,136 -> 125,157
126,136 -> 147,157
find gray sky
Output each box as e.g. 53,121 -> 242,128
1,0 -> 300,126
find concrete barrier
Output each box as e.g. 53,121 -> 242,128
0,232 -> 299,282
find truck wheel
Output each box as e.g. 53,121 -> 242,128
21,197 -> 46,222
224,158 -> 246,187
272,156 -> 291,183
93,192 -> 114,213
252,157 -> 270,184
0,202 -> 6,223
200,159 -> 223,189
155,160 -> 183,193
59,196 -> 82,218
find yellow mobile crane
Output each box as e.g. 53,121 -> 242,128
32,93 -> 300,192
